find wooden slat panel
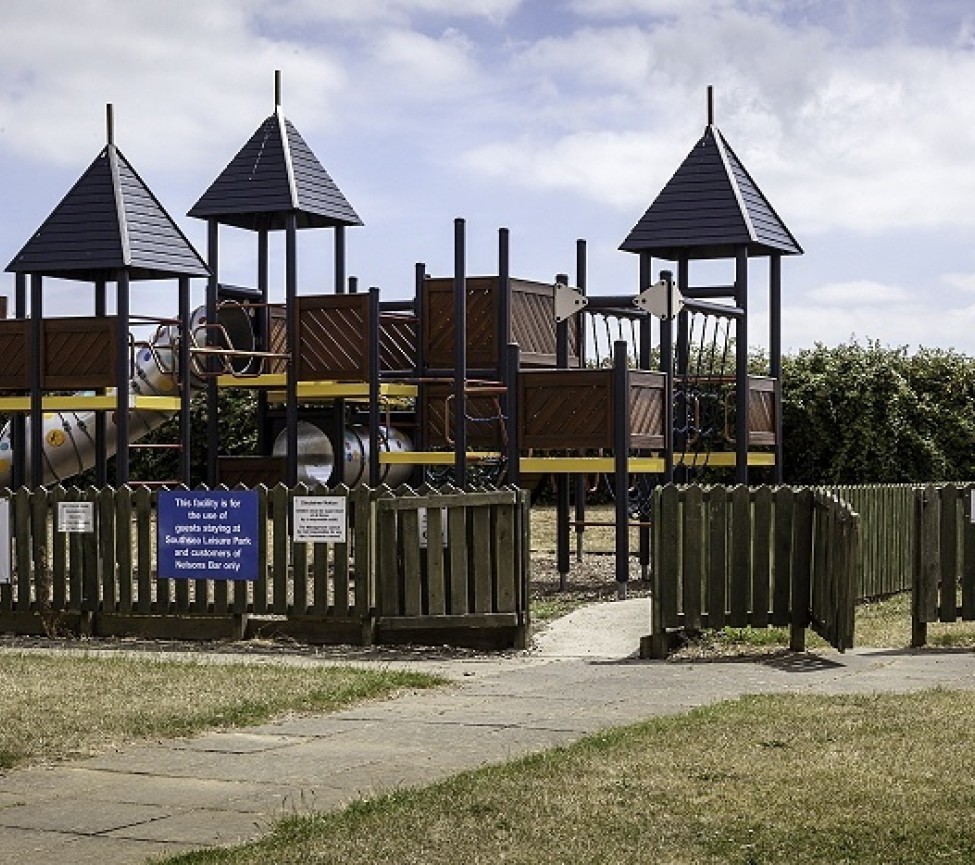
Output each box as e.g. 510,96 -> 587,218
380,314 -> 417,372
425,505 -> 446,615
377,492 -> 400,616
939,485 -> 959,622
329,485 -> 351,617
629,372 -> 667,449
706,486 -> 727,628
31,488 -> 49,613
519,369 -> 612,449
42,317 -> 117,389
421,384 -> 506,449
657,485 -> 680,629
296,294 -> 371,381
271,484 -> 289,615
115,488 -> 133,613
253,486 -> 269,615
14,489 -> 31,612
353,487 -> 372,617
50,486 -> 67,611
918,485 -> 940,624
98,488 -> 117,612
751,486 -> 771,627
681,485 -> 703,630
448,499 -> 469,615
728,485 -> 751,626
82,488 -> 98,616
963,484 -> 975,621
771,486 -> 793,626
472,505 -> 493,613
0,320 -> 28,389
135,487 -> 152,614
494,501 -> 516,614
401,499 -> 422,617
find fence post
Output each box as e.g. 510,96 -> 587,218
790,488 -> 812,652
911,485 -> 930,648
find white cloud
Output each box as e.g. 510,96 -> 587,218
942,272 -> 975,293
808,280 -> 911,306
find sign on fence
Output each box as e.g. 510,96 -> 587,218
292,496 -> 347,543
157,491 -> 259,580
58,501 -> 94,532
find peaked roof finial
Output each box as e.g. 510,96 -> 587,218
707,85 -> 714,127
275,69 -> 282,109
106,103 -> 115,146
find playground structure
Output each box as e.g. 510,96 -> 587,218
0,78 -> 801,599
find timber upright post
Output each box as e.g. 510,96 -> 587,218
613,340 -> 630,599
574,241 -> 588,565
555,273 -> 571,590
11,273 -> 26,489
453,218 -> 467,488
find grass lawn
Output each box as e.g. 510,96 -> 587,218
158,688 -> 975,865
0,653 -> 442,772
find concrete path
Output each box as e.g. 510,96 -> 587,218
3,599 -> 975,863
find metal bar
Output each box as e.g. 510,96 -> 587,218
178,276 -> 192,486
613,340 -> 630,598
29,274 -> 42,488
12,273 -> 26,489
505,342 -> 520,486
735,246 -> 749,484
285,213 -> 298,487
94,278 -> 108,486
683,285 -> 737,299
206,219 -> 219,486
682,297 -> 745,318
638,251 -> 652,579
453,218 -> 467,487
770,253 -> 783,483
257,228 -> 270,455
115,270 -> 130,485
368,287 -> 381,486
413,262 -> 427,484
555,272 -> 570,585
575,241 -> 588,562
497,228 -> 510,387
659,269 -> 674,483
334,225 -> 346,294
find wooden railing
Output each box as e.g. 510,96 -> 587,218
650,484 -> 858,657
0,483 -> 530,650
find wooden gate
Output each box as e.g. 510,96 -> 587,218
912,483 -> 975,647
650,484 -> 858,657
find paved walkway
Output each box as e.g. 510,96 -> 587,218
3,600 -> 975,863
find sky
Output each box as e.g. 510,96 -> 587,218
1,0 -> 975,356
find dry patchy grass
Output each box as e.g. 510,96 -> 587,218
162,689 -> 975,865
0,653 -> 440,772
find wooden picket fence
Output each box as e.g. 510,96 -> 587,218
912,482 -> 975,647
0,483 -> 530,650
649,484 -> 858,657
828,484 -> 915,599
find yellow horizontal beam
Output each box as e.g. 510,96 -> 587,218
381,451 -> 501,465
218,375 -> 418,401
216,373 -> 286,389
519,456 -> 666,473
702,452 -> 777,467
0,395 -> 183,412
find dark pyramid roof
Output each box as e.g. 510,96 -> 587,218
188,109 -> 362,231
620,125 -> 802,260
6,145 -> 209,281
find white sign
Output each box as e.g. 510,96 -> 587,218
58,501 -> 95,533
0,499 -> 9,584
419,507 -> 448,549
293,496 -> 347,543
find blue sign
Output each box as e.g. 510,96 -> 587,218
158,491 -> 259,581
